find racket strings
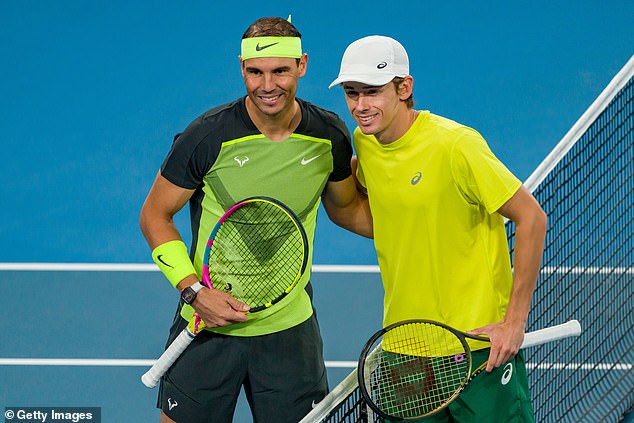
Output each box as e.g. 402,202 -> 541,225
365,322 -> 471,418
207,201 -> 305,308
228,201 -> 297,253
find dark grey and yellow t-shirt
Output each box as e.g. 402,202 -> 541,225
160,96 -> 352,336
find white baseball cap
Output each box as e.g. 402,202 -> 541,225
329,35 -> 409,88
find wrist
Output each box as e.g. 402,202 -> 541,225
177,275 -> 203,292
151,240 -> 197,288
180,281 -> 204,305
503,314 -> 528,327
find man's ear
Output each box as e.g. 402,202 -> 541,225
298,53 -> 308,77
398,76 -> 414,100
239,56 -> 246,77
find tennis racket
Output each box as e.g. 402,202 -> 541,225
358,319 -> 581,420
142,196 -> 308,388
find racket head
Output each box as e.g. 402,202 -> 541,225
358,319 -> 474,420
202,196 -> 308,312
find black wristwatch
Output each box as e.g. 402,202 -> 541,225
180,281 -> 204,305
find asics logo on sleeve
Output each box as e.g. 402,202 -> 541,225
501,362 -> 513,385
301,155 -> 322,165
255,42 -> 279,51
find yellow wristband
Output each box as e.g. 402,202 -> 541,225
151,240 -> 197,288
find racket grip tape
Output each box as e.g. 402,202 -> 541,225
141,328 -> 196,388
521,319 -> 581,348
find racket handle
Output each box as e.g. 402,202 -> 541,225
521,319 -> 582,348
141,328 -> 195,388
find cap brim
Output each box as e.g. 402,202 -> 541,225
328,74 -> 397,89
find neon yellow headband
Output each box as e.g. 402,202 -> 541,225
241,36 -> 302,60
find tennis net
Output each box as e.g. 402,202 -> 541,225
507,54 -> 634,422
300,54 -> 634,423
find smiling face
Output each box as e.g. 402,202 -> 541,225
241,55 -> 307,120
342,76 -> 414,144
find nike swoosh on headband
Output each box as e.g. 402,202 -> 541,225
255,42 -> 279,51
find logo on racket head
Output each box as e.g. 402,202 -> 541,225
234,156 -> 250,167
501,362 -> 513,385
411,171 -> 422,185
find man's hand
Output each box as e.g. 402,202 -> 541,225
192,288 -> 250,327
468,320 -> 525,372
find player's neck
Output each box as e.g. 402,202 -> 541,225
375,108 -> 419,145
246,97 -> 302,142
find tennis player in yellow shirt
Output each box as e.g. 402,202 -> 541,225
327,36 -> 548,422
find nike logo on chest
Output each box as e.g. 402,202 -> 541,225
301,155 -> 322,165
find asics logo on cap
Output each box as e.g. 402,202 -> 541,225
377,62 -> 388,69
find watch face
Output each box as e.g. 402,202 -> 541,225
181,288 -> 196,304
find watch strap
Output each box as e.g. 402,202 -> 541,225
190,281 -> 204,293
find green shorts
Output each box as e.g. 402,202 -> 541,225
157,313 -> 328,423
385,349 -> 534,422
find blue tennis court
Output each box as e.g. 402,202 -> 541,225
1,266 -> 631,422
0,267 -> 383,421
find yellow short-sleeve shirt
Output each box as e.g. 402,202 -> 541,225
354,111 -> 522,339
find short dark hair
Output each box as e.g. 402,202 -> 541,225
242,17 -> 302,39
392,77 -> 414,109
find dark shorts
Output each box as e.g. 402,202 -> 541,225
157,313 -> 328,423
